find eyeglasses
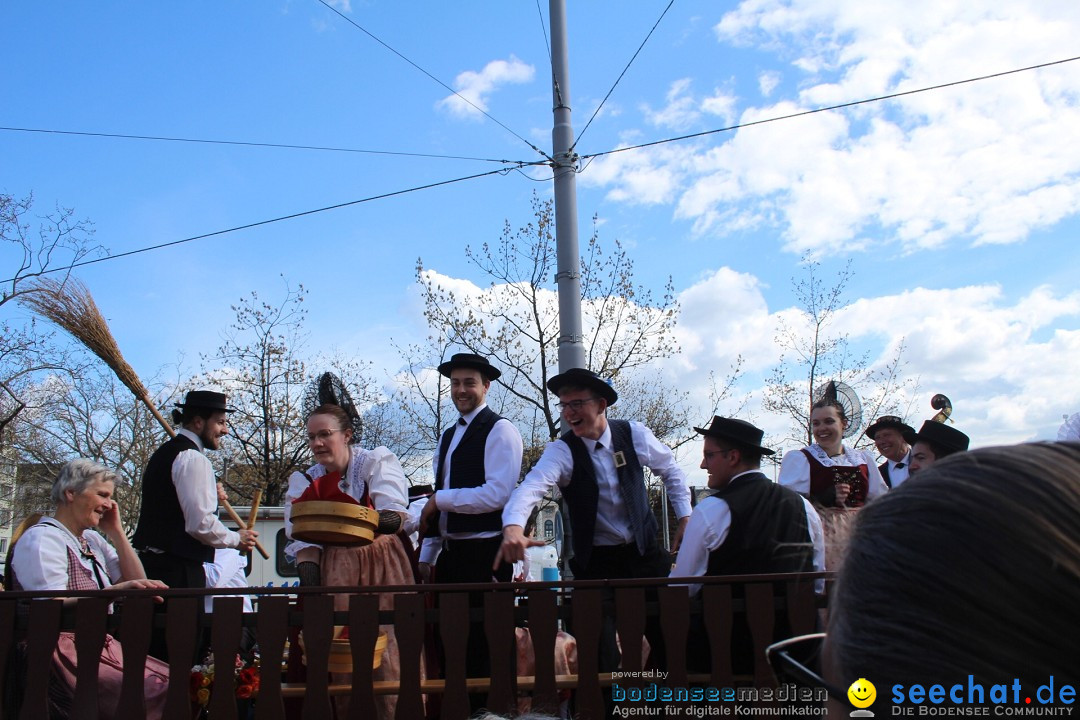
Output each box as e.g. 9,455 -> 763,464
766,633 -> 848,704
307,429 -> 341,443
702,448 -> 735,461
557,398 -> 598,412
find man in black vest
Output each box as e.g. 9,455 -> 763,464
417,353 -> 523,699
672,416 -> 823,672
498,367 -> 692,578
132,390 -> 258,660
497,368 -> 692,676
865,415 -> 915,488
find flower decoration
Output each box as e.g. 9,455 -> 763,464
189,646 -> 260,715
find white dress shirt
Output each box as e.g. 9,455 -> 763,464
432,403 -> 524,541
204,547 -> 252,612
173,428 -> 241,549
886,450 -> 912,488
503,420 -> 692,545
670,471 -> 825,595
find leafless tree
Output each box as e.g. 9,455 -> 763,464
413,192 -> 688,444
0,193 -> 103,448
764,257 -> 915,450
201,280 -> 310,506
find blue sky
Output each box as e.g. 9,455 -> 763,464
4,1 -> 1079,483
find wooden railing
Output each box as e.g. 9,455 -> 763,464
0,572 -> 830,720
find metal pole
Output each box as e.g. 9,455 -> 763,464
550,0 -> 585,374
549,0 -> 584,579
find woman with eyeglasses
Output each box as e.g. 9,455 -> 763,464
7,458 -> 169,719
819,442 -> 1080,708
282,376 -> 415,719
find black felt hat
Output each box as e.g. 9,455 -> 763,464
437,353 -> 502,381
865,415 -> 916,440
546,367 -> 618,405
906,420 -> 970,454
175,390 -> 234,413
693,416 -> 775,455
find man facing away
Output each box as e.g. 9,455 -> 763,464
132,390 -> 258,660
865,415 -> 915,488
672,416 -> 824,672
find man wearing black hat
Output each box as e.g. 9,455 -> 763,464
497,367 -> 692,581
132,390 -> 258,660
865,415 -> 916,488
673,416 -> 823,673
671,416 -> 823,594
497,367 -> 692,683
417,353 -> 523,700
907,420 -> 970,475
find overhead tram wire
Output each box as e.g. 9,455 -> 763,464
0,161 -> 542,285
579,54 -> 1080,162
536,0 -> 553,69
570,0 -> 675,154
0,127 -> 519,165
314,0 -> 551,163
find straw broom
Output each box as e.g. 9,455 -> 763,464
20,276 -> 269,558
20,276 -> 174,436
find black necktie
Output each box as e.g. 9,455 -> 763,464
458,418 -> 466,426
895,462 -> 905,469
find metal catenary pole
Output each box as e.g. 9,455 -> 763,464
550,0 -> 586,375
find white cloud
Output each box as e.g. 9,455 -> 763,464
579,139 -> 696,206
436,56 -> 535,118
758,71 -> 781,97
410,266 -> 1080,480
602,3 -> 1080,255
641,79 -> 738,132
642,78 -> 701,130
664,270 -> 1080,454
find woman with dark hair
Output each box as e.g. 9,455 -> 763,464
9,458 -> 169,719
824,442 -> 1080,707
777,395 -> 887,510
283,377 -> 415,719
777,386 -> 887,571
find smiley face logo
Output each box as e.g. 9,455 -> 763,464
847,678 -> 876,708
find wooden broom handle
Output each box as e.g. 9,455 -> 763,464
247,488 -> 263,528
223,498 -> 270,559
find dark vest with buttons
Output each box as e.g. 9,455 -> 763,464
434,406 -> 503,534
559,419 -> 657,569
705,472 -> 813,577
132,433 -> 215,563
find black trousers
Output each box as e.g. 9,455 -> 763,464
434,536 -> 512,711
569,542 -> 673,720
138,551 -> 208,664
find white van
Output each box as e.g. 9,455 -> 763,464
217,505 -> 299,588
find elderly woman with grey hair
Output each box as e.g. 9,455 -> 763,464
9,458 -> 169,719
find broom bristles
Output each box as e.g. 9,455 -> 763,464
20,276 -> 150,399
